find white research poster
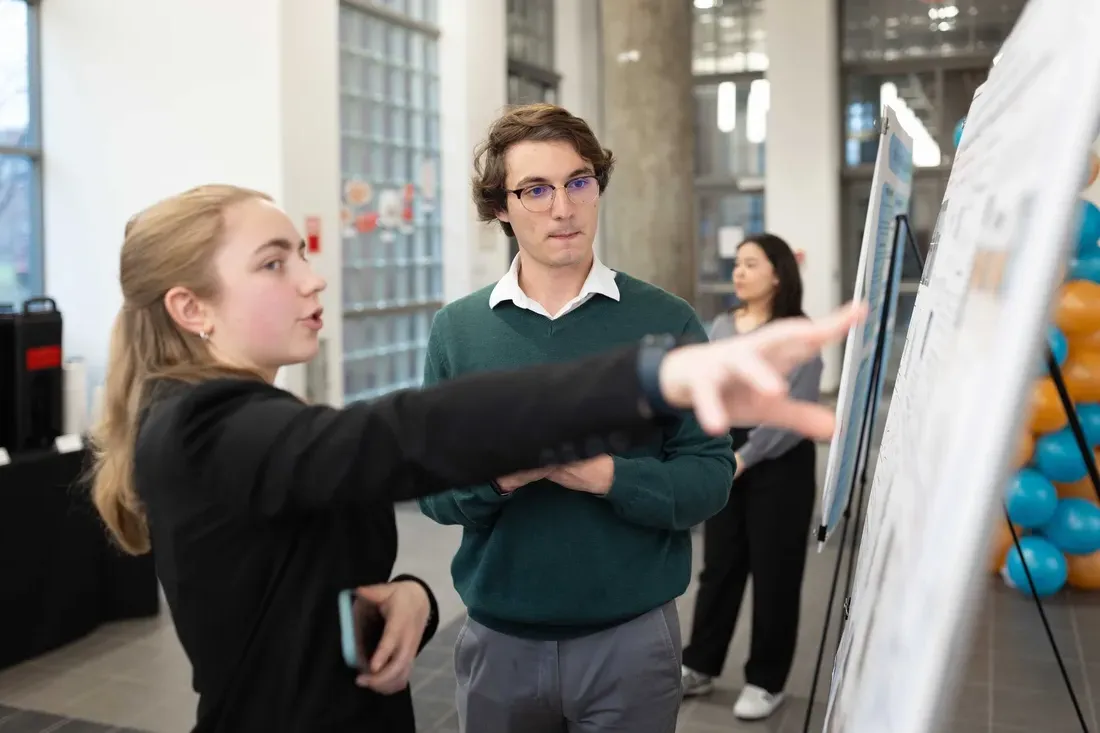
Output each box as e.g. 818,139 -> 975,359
822,2 -> 1100,732
818,104 -> 914,543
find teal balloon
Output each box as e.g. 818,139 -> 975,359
1049,326 -> 1069,367
1077,200 -> 1100,257
953,117 -> 966,147
1004,536 -> 1067,596
1004,469 -> 1058,528
1042,498 -> 1100,555
1035,428 -> 1089,483
1069,252 -> 1100,284
1077,403 -> 1100,446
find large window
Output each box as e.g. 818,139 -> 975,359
692,0 -> 767,322
692,0 -> 767,74
694,79 -> 767,181
841,0 -> 1025,63
506,0 -> 557,105
0,0 -> 42,309
838,0 -> 1025,383
339,1 -> 442,403
696,191 -> 765,320
842,67 -> 988,170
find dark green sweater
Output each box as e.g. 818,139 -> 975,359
417,273 -> 735,639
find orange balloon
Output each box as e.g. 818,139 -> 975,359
1015,431 -> 1035,468
1064,350 -> 1100,402
1071,327 -> 1100,356
1067,550 -> 1100,590
989,517 -> 1025,573
1029,378 -> 1069,434
1056,477 -> 1100,503
1056,281 -> 1100,336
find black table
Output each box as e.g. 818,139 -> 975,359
0,448 -> 160,671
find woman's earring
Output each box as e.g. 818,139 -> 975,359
199,330 -> 210,341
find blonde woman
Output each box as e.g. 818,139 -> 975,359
91,184 -> 859,732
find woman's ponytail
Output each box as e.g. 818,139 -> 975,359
90,309 -> 150,555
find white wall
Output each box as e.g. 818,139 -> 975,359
764,0 -> 843,390
40,0 -> 288,394
39,0 -> 601,405
277,0 -> 342,401
438,0 -> 509,300
39,0 -> 345,402
556,0 -> 603,132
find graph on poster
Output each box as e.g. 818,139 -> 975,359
818,105 -> 914,543
822,2 -> 1100,732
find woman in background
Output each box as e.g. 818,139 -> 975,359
680,233 -> 822,722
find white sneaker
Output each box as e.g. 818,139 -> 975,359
680,665 -> 714,697
733,684 -> 785,720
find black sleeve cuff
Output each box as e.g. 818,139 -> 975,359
391,574 -> 439,652
636,334 -> 682,419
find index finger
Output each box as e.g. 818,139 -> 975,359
753,301 -> 866,351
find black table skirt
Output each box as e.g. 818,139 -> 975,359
0,448 -> 160,671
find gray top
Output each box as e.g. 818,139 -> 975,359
709,312 -> 824,472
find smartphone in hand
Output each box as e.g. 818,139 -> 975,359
338,589 -> 385,670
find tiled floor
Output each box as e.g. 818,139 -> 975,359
2,457 -> 1098,733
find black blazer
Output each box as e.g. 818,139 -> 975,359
133,344 -> 664,732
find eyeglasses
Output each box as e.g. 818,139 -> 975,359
505,176 -> 601,213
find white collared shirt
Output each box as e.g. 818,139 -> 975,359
488,255 -> 621,319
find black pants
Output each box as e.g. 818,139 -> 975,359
681,439 -> 817,694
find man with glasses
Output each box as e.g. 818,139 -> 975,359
418,104 -> 734,733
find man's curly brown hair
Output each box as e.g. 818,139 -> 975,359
471,104 -> 616,238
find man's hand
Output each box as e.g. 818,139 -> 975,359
546,455 -> 615,495
496,467 -> 553,493
354,581 -> 431,695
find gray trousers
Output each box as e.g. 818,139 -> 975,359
454,602 -> 683,733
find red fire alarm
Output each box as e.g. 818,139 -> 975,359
305,216 -> 322,254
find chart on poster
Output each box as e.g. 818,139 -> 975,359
818,105 -> 914,543
822,2 -> 1100,732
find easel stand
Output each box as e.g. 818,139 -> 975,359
1015,348 -> 1100,733
802,214 -> 906,733
803,215 -> 1098,733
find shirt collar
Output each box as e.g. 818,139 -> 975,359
488,255 -> 620,310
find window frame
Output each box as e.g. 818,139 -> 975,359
691,69 -> 767,314
0,0 -> 45,308
834,0 -> 1022,381
691,0 -> 767,76
506,0 -> 558,85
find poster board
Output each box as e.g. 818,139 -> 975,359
822,2 -> 1100,731
819,105 -> 915,542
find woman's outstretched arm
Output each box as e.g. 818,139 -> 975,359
145,344 -> 660,517
139,302 -> 862,518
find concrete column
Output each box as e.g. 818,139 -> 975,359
599,0 -> 696,301
764,0 -> 842,389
